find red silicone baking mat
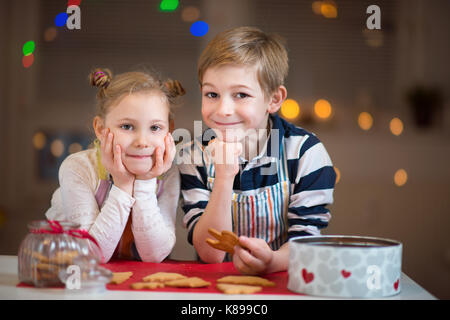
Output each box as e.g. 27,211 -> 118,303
103,259 -> 299,295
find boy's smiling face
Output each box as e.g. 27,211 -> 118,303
201,64 -> 283,143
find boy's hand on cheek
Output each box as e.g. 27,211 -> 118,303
99,128 -> 134,195
136,133 -> 175,180
211,140 -> 242,180
232,236 -> 274,275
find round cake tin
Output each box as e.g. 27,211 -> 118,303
287,235 -> 402,298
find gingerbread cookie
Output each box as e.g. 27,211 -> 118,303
110,271 -> 133,284
217,275 -> 275,287
216,283 -> 263,294
142,272 -> 187,283
205,228 -> 239,254
164,277 -> 211,288
130,282 -> 165,290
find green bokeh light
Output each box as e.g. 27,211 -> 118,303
159,0 -> 179,12
22,41 -> 35,56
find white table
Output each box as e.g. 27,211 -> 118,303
0,255 -> 436,300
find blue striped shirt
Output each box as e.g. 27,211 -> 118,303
177,114 -> 336,249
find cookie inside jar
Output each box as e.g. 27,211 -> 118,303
18,220 -> 102,288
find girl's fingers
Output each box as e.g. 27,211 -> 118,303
113,144 -> 124,169
100,130 -> 114,167
99,129 -> 107,153
155,146 -> 164,171
164,133 -> 176,165
148,147 -> 163,176
104,131 -> 113,157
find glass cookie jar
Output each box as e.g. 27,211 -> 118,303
18,220 -> 104,287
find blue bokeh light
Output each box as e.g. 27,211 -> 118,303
190,21 -> 209,37
55,12 -> 68,27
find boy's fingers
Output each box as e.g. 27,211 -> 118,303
232,253 -> 254,275
238,236 -> 271,262
234,245 -> 266,272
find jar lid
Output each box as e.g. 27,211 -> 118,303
28,220 -> 80,232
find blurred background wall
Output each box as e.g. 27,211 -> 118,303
0,0 -> 449,298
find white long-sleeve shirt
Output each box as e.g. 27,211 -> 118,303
45,149 -> 180,263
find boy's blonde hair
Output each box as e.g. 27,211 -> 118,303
89,68 -> 185,120
198,26 -> 288,97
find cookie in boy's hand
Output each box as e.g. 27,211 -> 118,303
205,228 -> 239,254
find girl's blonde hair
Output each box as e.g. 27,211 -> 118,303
198,26 -> 288,97
89,68 -> 185,120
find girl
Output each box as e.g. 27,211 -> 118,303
45,68 -> 185,263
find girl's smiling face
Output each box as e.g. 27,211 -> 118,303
95,91 -> 170,176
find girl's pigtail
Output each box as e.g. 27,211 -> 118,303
89,68 -> 112,97
164,79 -> 186,98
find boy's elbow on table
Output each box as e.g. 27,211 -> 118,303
197,248 -> 225,264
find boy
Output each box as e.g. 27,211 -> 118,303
177,26 -> 336,274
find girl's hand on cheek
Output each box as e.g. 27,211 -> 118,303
136,132 -> 175,180
99,128 -> 135,195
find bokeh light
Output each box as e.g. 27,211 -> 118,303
159,0 -> 179,12
363,29 -> 384,48
68,142 -> 83,154
50,139 -> 65,158
312,1 -> 322,15
67,0 -> 82,6
182,6 -> 200,22
280,99 -> 300,120
314,99 -> 332,119
22,41 -> 35,56
321,1 -> 338,18
390,117 -> 404,136
334,166 -> 341,184
22,54 -> 35,68
44,27 -> 58,42
394,169 -> 408,187
55,12 -> 68,27
190,21 -> 209,37
33,132 -> 47,150
358,112 -> 373,131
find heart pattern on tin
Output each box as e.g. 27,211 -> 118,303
394,279 -> 400,291
341,270 -> 351,278
302,268 -> 314,284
